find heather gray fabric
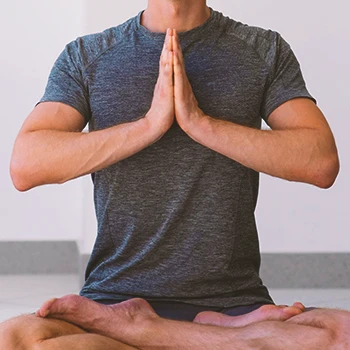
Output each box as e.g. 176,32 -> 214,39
37,8 -> 316,307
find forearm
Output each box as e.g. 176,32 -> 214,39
132,312 -> 329,350
187,115 -> 339,188
137,318 -> 328,350
10,117 -> 160,191
137,318 -> 247,350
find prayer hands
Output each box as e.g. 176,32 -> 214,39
146,29 -> 205,137
172,29 -> 205,133
145,29 -> 175,136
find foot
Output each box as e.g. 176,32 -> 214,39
193,303 -> 305,328
35,294 -> 158,344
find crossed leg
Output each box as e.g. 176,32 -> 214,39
0,312 -> 137,350
1,294 -> 349,349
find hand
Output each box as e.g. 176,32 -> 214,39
172,29 -> 206,134
145,28 -> 175,136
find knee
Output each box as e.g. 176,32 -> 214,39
0,315 -> 33,349
287,308 -> 350,349
330,310 -> 350,348
0,314 -> 52,349
326,319 -> 350,350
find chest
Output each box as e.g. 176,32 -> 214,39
87,41 -> 267,130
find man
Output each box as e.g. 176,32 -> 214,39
2,0 -> 346,349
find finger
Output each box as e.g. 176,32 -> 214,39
172,29 -> 179,56
292,302 -> 306,311
172,29 -> 184,66
160,29 -> 170,64
174,50 -> 186,79
168,29 -> 174,77
173,51 -> 181,77
169,28 -> 173,51
174,51 -> 185,95
158,50 -> 173,90
35,297 -> 58,317
166,28 -> 173,52
166,51 -> 174,86
160,28 -> 172,66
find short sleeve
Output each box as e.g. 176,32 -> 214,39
36,40 -> 91,122
260,33 -> 317,122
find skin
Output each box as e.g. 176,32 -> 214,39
4,0 -> 343,349
141,0 -> 211,33
29,295 -> 341,349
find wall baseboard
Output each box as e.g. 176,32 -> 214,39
260,253 -> 350,288
0,241 -> 79,274
1,242 -> 349,288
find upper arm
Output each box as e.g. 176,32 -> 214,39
266,97 -> 333,133
19,101 -> 87,135
266,97 -> 339,183
266,97 -> 339,188
11,102 -> 88,191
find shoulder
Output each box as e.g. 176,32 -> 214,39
214,10 -> 283,67
62,15 -> 137,70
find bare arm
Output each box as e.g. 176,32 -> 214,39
185,98 -> 340,189
9,102 -> 159,191
171,30 -> 339,189
10,30 -> 175,192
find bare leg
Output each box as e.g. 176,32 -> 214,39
35,295 -> 303,343
232,308 -> 350,350
193,302 -> 305,327
35,294 -> 347,349
145,313 -> 335,350
35,295 -> 158,345
137,308 -> 346,349
0,314 -> 138,350
38,334 -> 137,350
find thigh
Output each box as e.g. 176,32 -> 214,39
286,307 -> 350,346
38,333 -> 138,350
0,314 -> 87,349
286,307 -> 349,328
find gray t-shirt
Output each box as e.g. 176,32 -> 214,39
38,9 -> 316,307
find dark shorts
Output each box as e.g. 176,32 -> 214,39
97,299 -> 271,322
96,299 -> 317,322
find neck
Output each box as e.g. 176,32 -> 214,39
142,0 -> 210,33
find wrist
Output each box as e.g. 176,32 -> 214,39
184,111 -> 212,141
143,114 -> 168,142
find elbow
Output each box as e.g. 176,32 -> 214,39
311,154 -> 340,189
10,156 -> 67,191
10,158 -> 35,192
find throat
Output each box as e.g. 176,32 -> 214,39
141,1 -> 210,33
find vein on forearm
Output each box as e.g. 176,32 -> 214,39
13,117 -> 155,187
190,116 -> 331,184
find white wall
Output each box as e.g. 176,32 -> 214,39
1,1 -> 349,253
0,0 -> 86,241
213,0 -> 350,252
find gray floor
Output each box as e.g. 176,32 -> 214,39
0,274 -> 349,323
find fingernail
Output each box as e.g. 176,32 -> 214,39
41,309 -> 50,317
